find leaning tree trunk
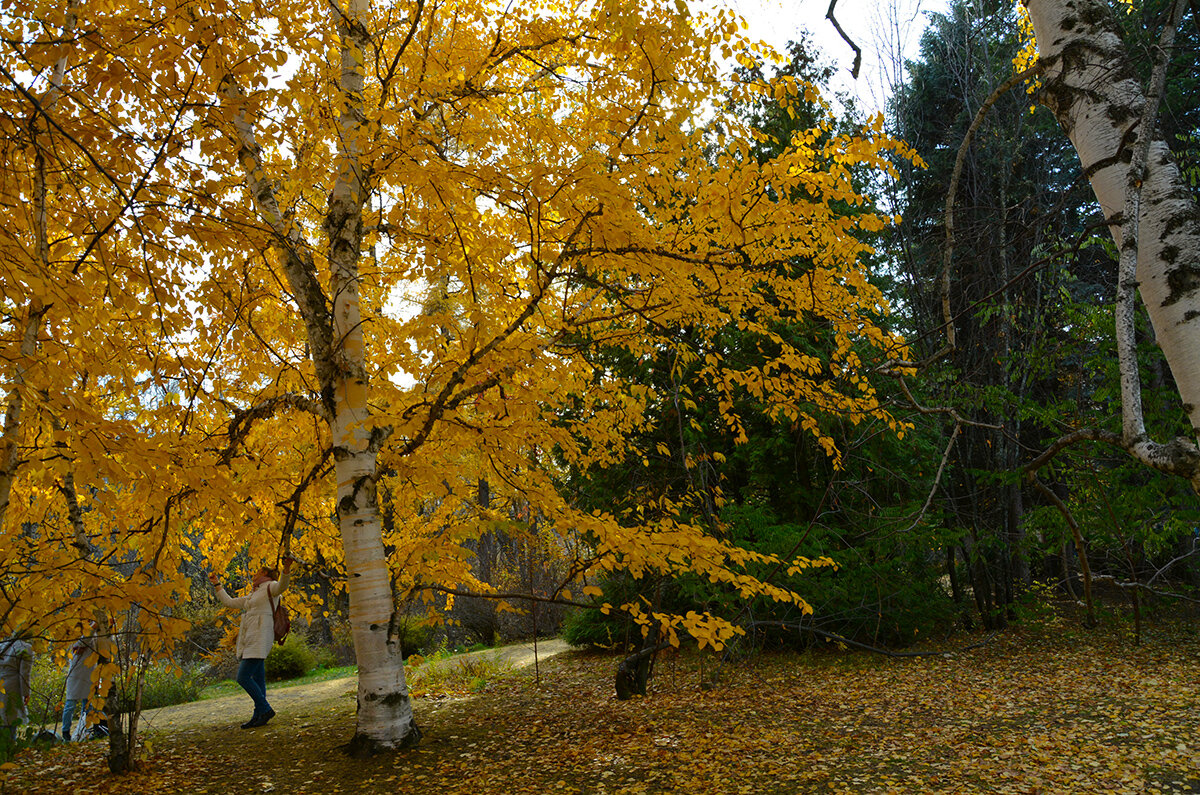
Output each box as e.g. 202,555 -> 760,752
1025,0 -> 1200,490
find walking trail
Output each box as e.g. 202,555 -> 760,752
138,638 -> 571,735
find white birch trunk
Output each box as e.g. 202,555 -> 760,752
1026,0 -> 1200,490
325,0 -> 420,755
220,0 -> 419,749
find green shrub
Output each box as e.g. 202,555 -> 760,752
137,663 -> 205,709
394,615 -> 433,658
26,655 -> 67,729
406,651 -> 505,695
266,633 -> 316,681
312,644 -> 337,670
562,605 -> 627,649
561,575 -> 656,650
327,619 -> 357,666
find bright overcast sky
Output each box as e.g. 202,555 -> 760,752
714,0 -> 950,113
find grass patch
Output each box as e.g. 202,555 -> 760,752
406,648 -> 508,696
199,664 -> 358,700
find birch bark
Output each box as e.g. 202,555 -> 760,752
1025,0 -> 1200,489
325,0 -> 421,754
218,0 -> 419,751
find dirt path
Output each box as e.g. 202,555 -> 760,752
139,638 -> 571,735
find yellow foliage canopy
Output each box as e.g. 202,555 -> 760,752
0,0 -> 912,662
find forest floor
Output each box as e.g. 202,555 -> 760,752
4,617 -> 1200,794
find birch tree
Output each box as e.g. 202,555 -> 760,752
3,0 -> 922,756
175,0 -> 925,753
1023,0 -> 1200,489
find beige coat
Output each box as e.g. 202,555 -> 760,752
64,636 -> 100,701
216,570 -> 291,660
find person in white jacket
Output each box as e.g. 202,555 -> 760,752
61,622 -> 99,740
210,557 -> 293,728
0,635 -> 33,738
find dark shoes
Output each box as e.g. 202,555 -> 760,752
240,709 -> 277,729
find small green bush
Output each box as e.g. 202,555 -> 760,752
561,575 -> 646,650
562,606 -> 626,649
312,644 -> 337,670
406,651 -> 505,695
266,633 -> 317,681
137,663 -> 205,709
394,616 -> 432,659
26,655 -> 67,729
327,619 -> 357,666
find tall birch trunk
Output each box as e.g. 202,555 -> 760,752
1025,0 -> 1200,490
220,0 -> 419,749
326,0 -> 420,755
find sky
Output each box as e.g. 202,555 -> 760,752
713,0 -> 950,113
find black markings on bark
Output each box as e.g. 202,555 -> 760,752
381,691 -> 409,707
321,383 -> 336,416
1163,265 -> 1200,307
1079,1 -> 1108,26
1163,206 -> 1200,237
337,474 -> 377,516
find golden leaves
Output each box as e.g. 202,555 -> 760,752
0,0 -> 922,673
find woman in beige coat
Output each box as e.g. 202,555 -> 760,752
210,557 -> 293,728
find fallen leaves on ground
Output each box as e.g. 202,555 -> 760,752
4,622 -> 1200,794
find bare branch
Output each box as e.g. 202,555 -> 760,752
941,62 -> 1045,351
824,0 -> 862,78
1030,477 -> 1096,624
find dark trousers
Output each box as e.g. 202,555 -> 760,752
235,658 -> 271,717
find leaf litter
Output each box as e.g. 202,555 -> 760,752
4,622 -> 1200,793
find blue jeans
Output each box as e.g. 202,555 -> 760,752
62,698 -> 89,740
235,658 -> 271,718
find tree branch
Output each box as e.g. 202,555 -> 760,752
221,393 -> 330,465
824,0 -> 862,78
941,62 -> 1045,351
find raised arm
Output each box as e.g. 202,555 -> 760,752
268,556 -> 295,598
209,571 -> 247,609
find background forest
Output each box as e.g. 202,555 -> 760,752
566,0 -> 1200,654
2,0 -> 1199,777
